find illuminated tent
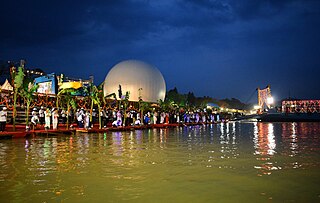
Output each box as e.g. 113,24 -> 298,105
0,79 -> 13,91
103,60 -> 166,103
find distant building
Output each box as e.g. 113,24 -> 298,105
282,99 -> 320,113
103,60 -> 166,103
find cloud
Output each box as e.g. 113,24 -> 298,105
1,0 -> 320,99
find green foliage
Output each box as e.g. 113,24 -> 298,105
12,66 -> 27,129
58,88 -> 77,106
165,87 -> 186,107
140,100 -> 150,112
217,98 -> 250,110
122,91 -> 130,109
165,87 -> 250,110
19,81 -> 39,126
58,88 -> 78,129
70,99 -> 77,110
20,82 -> 39,100
14,66 -> 25,89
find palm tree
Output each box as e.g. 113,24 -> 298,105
140,100 -> 150,123
90,85 -> 103,129
12,66 -> 25,131
19,82 -> 38,127
122,91 -> 130,126
58,88 -> 77,129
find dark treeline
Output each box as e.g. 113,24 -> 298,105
165,87 -> 251,110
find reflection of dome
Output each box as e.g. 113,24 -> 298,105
103,60 -> 166,103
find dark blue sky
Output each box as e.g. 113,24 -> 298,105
1,0 -> 320,102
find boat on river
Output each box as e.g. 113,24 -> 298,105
257,112 -> 320,122
257,98 -> 320,122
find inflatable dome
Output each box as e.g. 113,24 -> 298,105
103,60 -> 166,103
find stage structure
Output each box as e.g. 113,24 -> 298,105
257,85 -> 273,110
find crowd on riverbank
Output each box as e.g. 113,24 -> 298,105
0,105 -> 226,132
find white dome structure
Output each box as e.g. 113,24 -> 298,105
103,60 -> 166,103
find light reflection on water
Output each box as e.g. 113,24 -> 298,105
0,122 -> 320,202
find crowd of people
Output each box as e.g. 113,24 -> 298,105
0,105 -> 223,132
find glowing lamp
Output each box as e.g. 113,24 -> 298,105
267,97 -> 274,105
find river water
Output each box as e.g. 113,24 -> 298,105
0,121 -> 320,203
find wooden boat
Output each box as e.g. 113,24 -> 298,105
33,129 -> 76,136
257,113 -> 320,122
0,131 -> 30,139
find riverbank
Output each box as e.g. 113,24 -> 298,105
0,122 -> 220,138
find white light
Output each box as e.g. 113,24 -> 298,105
267,97 -> 274,105
254,105 -> 261,110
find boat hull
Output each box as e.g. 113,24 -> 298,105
257,113 -> 320,122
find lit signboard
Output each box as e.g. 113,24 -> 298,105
34,73 -> 57,94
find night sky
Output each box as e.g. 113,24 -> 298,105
1,0 -> 320,103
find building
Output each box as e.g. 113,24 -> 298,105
282,99 -> 320,113
103,60 -> 166,103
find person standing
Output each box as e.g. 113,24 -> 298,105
153,111 -> 158,124
85,111 -> 90,129
31,112 -> 39,130
31,108 -> 37,116
202,113 -> 206,123
210,114 -> 215,123
39,107 -> 45,125
61,109 -> 66,124
52,108 -> 59,130
44,108 -> 51,129
176,112 -> 180,123
100,108 -> 106,128
92,109 -> 97,126
0,107 -> 8,132
77,110 -> 84,128
160,112 -> 165,124
165,113 -> 169,124
116,111 -> 122,126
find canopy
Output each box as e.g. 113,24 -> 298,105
207,103 -> 220,108
0,79 -> 13,91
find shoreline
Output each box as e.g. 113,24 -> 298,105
0,122 -> 221,138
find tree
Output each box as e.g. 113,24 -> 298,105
12,66 -> 25,131
58,88 -> 77,129
89,85 -> 104,129
140,100 -> 150,121
19,82 -> 38,127
186,92 -> 196,107
118,84 -> 123,111
122,91 -> 130,126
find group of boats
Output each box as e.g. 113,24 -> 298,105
0,122 -> 218,139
